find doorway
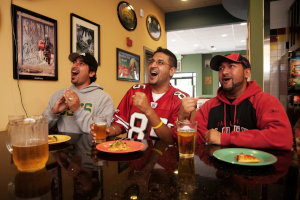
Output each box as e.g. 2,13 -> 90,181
143,46 -> 154,83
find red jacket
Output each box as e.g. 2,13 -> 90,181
194,81 -> 293,150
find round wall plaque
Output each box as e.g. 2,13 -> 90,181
117,1 -> 137,31
146,15 -> 161,41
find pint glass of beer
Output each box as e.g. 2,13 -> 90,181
7,115 -> 49,172
92,116 -> 107,143
176,120 -> 197,158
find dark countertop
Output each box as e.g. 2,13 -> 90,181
1,131 -> 300,200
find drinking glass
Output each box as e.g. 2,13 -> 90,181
7,115 -> 49,172
92,115 -> 107,143
176,120 -> 197,158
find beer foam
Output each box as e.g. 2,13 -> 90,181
95,122 -> 106,126
24,118 -> 36,123
178,125 -> 196,132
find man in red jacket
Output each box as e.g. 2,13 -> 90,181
178,53 -> 293,150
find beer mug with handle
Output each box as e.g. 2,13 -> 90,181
7,115 -> 49,172
6,115 -> 25,153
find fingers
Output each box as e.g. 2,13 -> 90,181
64,89 -> 78,102
182,97 -> 197,112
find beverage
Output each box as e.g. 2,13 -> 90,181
177,130 -> 196,158
94,122 -> 107,143
13,140 -> 49,172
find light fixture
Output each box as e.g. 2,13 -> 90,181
240,22 -> 247,26
221,34 -> 228,37
193,44 -> 199,47
181,0 -> 188,2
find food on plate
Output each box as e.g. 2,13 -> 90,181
48,135 -> 58,143
235,153 -> 260,163
108,140 -> 131,151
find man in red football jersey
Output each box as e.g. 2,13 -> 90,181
91,47 -> 188,143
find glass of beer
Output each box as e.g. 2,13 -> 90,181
7,115 -> 49,172
176,120 -> 197,158
92,116 -> 107,143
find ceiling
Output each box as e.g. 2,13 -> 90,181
150,0 -> 248,55
150,0 -> 222,13
167,23 -> 248,55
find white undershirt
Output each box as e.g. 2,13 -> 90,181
152,92 -> 165,102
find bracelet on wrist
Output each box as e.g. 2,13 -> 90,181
152,120 -> 163,130
151,148 -> 163,156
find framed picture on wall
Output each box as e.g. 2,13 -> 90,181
71,13 -> 100,65
117,48 -> 140,82
12,4 -> 58,80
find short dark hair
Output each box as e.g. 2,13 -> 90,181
89,69 -> 97,83
154,47 -> 177,69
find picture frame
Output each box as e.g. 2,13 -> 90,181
146,15 -> 161,41
70,13 -> 100,65
12,5 -> 58,80
117,1 -> 137,31
117,48 -> 140,82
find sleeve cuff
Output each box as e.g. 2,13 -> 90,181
221,133 -> 231,146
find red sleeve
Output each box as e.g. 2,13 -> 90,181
221,93 -> 293,150
112,87 -> 134,133
194,98 -> 219,144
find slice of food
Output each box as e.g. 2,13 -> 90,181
108,140 -> 131,151
235,153 -> 260,163
48,135 -> 58,143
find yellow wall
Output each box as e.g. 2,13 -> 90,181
0,0 -> 166,131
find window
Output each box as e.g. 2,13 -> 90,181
171,72 -> 196,97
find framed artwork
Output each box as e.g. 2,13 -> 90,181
71,13 -> 100,65
117,48 -> 140,82
146,15 -> 161,41
12,5 -> 58,80
117,1 -> 137,31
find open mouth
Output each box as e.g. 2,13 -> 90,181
150,70 -> 158,77
223,77 -> 232,83
72,70 -> 79,76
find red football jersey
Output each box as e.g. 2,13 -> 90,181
112,83 -> 188,140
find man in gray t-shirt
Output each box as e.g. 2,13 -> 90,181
43,53 -> 114,135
